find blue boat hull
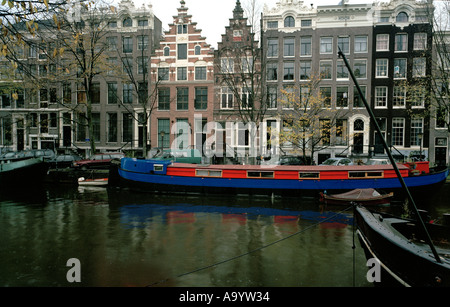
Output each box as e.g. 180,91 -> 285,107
114,160 -> 449,197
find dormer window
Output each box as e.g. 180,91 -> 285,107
123,17 -> 132,27
396,12 -> 409,23
284,16 -> 295,28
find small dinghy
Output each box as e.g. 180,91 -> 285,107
78,177 -> 108,187
319,188 -> 393,206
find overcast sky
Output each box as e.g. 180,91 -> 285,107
146,0 -> 346,48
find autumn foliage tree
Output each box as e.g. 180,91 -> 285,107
278,73 -> 349,164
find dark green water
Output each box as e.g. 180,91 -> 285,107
1,182 -> 449,287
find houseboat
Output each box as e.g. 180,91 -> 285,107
113,158 -> 448,197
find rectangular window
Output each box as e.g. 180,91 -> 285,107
336,119 -> 348,146
394,58 -> 407,79
414,33 -> 427,50
91,83 -> 100,104
336,87 -> 348,108
267,21 -> 278,28
137,57 -> 148,74
319,61 -> 332,80
221,58 -> 234,73
63,83 -> 71,104
337,60 -> 349,79
195,87 -> 208,110
411,118 -> 424,146
267,86 -> 277,109
413,57 -> 426,77
177,67 -> 187,81
267,38 -> 278,57
122,113 -> 132,142
320,87 -> 331,108
354,59 -> 367,79
195,67 -> 206,80
177,43 -> 187,60
158,119 -> 170,148
320,37 -> 333,54
284,38 -> 295,57
320,119 -> 331,146
300,36 -> 311,56
137,35 -> 148,50
376,59 -> 388,78
376,34 -> 389,51
301,19 -> 312,27
107,83 -> 117,104
395,33 -> 408,52
349,171 -> 384,179
375,86 -> 388,108
353,85 -> 366,108
299,172 -> 320,179
177,87 -> 189,110
196,169 -> 223,177
392,118 -> 405,146
299,61 -> 311,80
107,113 -> 117,142
158,88 -> 170,110
122,37 -> 133,53
158,68 -> 169,81
283,62 -> 294,80
247,171 -> 274,178
338,36 -> 350,54
92,113 -> 100,142
267,63 -> 278,81
177,24 -> 187,34
354,36 -> 368,52
393,86 -> 406,108
123,83 -> 133,104
221,87 -> 233,109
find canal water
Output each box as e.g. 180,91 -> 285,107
1,182 -> 449,287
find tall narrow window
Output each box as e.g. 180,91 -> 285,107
177,44 -> 187,60
267,38 -> 278,57
395,33 -> 408,52
284,38 -> 294,57
177,87 -> 189,110
392,118 -> 405,146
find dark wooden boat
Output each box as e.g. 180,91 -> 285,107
320,188 -> 393,206
338,49 -> 450,287
355,206 -> 450,286
0,157 -> 48,188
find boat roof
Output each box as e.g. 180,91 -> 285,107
169,163 -> 409,171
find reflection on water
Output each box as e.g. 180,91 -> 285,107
1,183 -> 448,287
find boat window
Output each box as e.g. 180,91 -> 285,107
247,171 -> 274,178
196,169 -> 223,177
299,172 -> 320,179
154,164 -> 164,172
348,171 -> 384,178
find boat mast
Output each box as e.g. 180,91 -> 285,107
338,49 -> 442,264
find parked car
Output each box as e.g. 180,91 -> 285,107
48,154 -> 83,169
72,152 -> 125,170
0,151 -> 20,160
366,158 -> 390,165
320,157 -> 353,166
275,155 -> 309,165
17,149 -> 56,161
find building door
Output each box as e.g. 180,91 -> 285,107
16,128 -> 24,151
63,126 -> 71,147
435,147 -> 447,167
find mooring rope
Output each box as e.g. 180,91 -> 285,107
147,205 -> 354,287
